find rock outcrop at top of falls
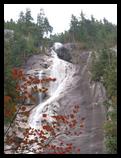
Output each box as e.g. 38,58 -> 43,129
52,42 -> 72,62
52,42 -> 88,64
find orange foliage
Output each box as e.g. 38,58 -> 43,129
5,68 -> 85,154
15,104 -> 85,154
12,68 -> 24,79
4,96 -> 12,104
42,125 -> 53,132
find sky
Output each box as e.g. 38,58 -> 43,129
4,4 -> 117,34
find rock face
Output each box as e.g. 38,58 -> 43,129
4,43 -> 107,154
23,54 -> 52,72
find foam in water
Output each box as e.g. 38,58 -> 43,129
49,50 -> 66,95
53,42 -> 63,51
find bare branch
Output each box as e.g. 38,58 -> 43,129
4,98 -> 26,137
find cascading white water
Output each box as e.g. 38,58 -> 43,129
36,71 -> 44,104
49,49 -> 67,95
53,42 -> 63,50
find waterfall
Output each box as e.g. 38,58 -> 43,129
27,41 -> 79,131
28,46 -> 70,129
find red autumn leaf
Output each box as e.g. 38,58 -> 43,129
50,145 -> 56,149
73,109 -> 78,113
72,119 -> 77,124
41,140 -> 44,143
29,76 -> 33,80
73,109 -> 76,113
74,105 -> 80,109
60,142 -> 63,145
22,76 -> 26,80
37,132 -> 42,137
69,124 -> 74,128
12,68 -> 18,79
81,117 -> 85,120
56,146 -> 60,151
80,124 -> 84,128
74,131 -> 77,135
66,143 -> 72,147
76,148 -> 80,153
41,135 -> 47,140
16,84 -> 21,91
52,78 -> 56,81
51,115 -> 67,123
39,89 -> 42,92
5,110 -> 11,117
70,114 -> 75,118
37,79 -> 40,84
18,69 -> 23,77
40,130 -> 45,135
27,81 -> 31,85
44,78 -> 49,82
42,114 -> 47,117
41,79 -> 46,83
21,106 -> 26,111
42,125 -> 53,131
28,94 -> 33,98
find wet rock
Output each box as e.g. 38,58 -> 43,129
40,63 -> 48,68
55,47 -> 72,62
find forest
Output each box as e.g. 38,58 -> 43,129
4,8 -> 117,154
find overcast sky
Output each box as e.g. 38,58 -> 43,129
4,4 -> 117,34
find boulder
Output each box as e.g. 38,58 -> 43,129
55,46 -> 72,62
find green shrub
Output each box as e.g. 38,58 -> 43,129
105,136 -> 117,154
